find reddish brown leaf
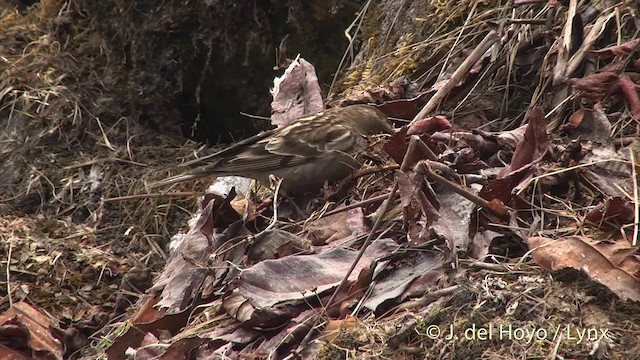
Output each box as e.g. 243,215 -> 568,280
570,61 -> 625,100
478,175 -> 520,205
566,109 -> 585,128
585,197 -> 635,229
375,91 -> 431,118
305,207 -> 367,245
383,126 -> 409,165
529,236 -> 640,301
0,302 -> 63,360
430,131 -> 498,158
407,115 -> 452,135
498,106 -> 548,178
591,40 -> 639,58
271,57 -> 324,127
340,78 -> 422,117
619,74 -> 640,119
222,239 -> 397,326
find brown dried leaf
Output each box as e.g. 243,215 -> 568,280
230,197 -> 259,221
584,197 -> 635,229
271,57 -> 323,127
149,195 -> 247,313
407,115 -> 452,135
0,302 -> 63,360
363,253 -> 443,313
248,229 -> 311,261
222,239 -> 397,325
619,74 -> 640,119
305,207 -> 367,245
499,106 -> 548,178
570,61 -> 625,100
323,316 -> 358,342
591,39 -> 639,58
529,236 -> 640,301
383,126 -> 409,165
567,109 -> 585,128
374,91 -> 431,119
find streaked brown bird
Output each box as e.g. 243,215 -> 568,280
152,105 -> 392,193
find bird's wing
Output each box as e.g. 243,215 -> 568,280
215,124 -> 357,173
266,117 -> 361,155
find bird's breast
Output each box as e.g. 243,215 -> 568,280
272,153 -> 359,194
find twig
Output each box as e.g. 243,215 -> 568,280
324,136 -> 421,310
552,0 -> 577,85
5,237 -> 12,307
414,158 -> 509,219
264,177 -> 283,232
396,285 -> 459,311
102,192 -> 201,202
616,137 -> 638,146
328,0 -> 372,97
437,1 -> 478,81
565,10 -> 616,79
279,192 -> 396,233
351,164 -> 400,179
414,136 -> 438,161
315,192 -> 393,219
630,148 -> 639,246
411,30 -> 498,124
239,112 -> 271,121
63,157 -> 147,169
506,18 -> 548,24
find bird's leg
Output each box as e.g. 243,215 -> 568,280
324,164 -> 399,203
284,195 -> 310,219
267,174 -> 309,219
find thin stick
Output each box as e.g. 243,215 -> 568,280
630,148 -> 639,246
414,160 -> 508,218
62,157 -> 147,169
565,10 -> 616,79
410,30 -> 498,124
6,237 -> 12,307
324,136 -> 420,310
328,0 -> 372,97
102,192 -> 201,202
552,0 -> 577,85
318,192 -> 392,219
414,133 -> 439,161
264,178 -> 283,232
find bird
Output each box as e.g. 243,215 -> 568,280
151,105 -> 392,194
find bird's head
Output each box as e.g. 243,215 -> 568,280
339,105 -> 393,135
